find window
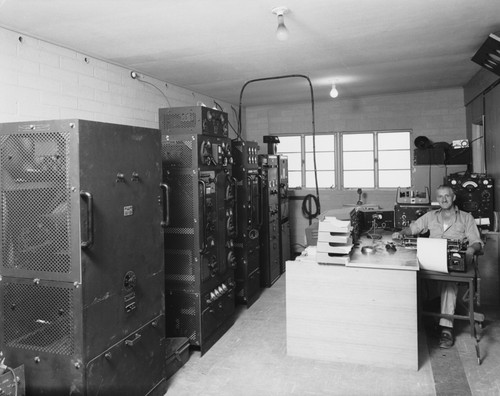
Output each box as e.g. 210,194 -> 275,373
276,136 -> 302,188
305,134 -> 335,188
277,131 -> 411,189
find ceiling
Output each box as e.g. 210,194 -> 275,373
1,0 -> 499,107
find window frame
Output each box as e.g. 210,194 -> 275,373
276,130 -> 412,190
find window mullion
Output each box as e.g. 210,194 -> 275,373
338,132 -> 344,189
301,134 -> 306,188
374,132 -> 379,188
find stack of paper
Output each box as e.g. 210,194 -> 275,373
316,216 -> 353,265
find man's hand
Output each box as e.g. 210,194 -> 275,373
465,242 -> 481,266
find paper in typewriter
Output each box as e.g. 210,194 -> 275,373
417,237 -> 448,273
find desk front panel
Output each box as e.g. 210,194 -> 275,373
286,260 -> 418,370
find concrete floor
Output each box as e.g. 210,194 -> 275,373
165,275 -> 500,396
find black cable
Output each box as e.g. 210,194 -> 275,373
231,105 -> 239,124
228,121 -> 240,139
302,194 -> 320,225
237,74 -> 320,219
213,100 -> 223,111
135,78 -> 172,107
469,135 -> 484,144
231,106 -> 243,141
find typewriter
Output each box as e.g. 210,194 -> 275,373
401,237 -> 468,272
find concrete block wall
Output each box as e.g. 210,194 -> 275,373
0,26 -> 238,130
244,88 -> 467,251
0,25 -> 469,252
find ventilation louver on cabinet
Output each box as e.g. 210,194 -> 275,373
471,33 -> 500,77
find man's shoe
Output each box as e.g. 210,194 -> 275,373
439,329 -> 454,349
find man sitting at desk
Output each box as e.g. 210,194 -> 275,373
392,184 -> 482,348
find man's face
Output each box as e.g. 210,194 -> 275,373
436,187 -> 455,210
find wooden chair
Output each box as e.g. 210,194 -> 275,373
419,252 -> 484,364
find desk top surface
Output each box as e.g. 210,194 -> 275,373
348,231 -> 419,271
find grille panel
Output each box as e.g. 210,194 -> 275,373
2,282 -> 75,355
167,174 -> 194,229
162,139 -> 193,168
1,132 -> 71,275
165,113 -> 197,131
164,249 -> 195,285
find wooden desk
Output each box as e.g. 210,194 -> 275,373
286,235 -> 419,370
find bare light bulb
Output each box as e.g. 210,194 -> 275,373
330,84 -> 339,98
272,7 -> 289,41
276,14 -> 288,41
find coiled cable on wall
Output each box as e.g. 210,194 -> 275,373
237,74 -> 321,222
302,193 -> 320,225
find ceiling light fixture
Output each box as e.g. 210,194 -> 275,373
471,33 -> 500,77
272,6 -> 289,41
130,71 -> 141,79
329,84 -> 339,98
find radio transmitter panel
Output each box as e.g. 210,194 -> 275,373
358,209 -> 394,231
259,154 -> 281,287
159,106 -> 228,137
161,132 -> 235,355
232,140 -> 262,307
396,187 -> 430,204
447,172 -> 495,229
394,204 -> 433,228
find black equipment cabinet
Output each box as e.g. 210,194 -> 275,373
0,119 -> 166,395
160,127 -> 236,355
278,155 -> 290,273
259,154 -> 281,287
231,140 -> 262,306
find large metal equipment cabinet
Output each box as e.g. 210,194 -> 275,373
0,120 -> 166,395
160,129 -> 236,355
232,140 -> 262,306
259,154 -> 281,287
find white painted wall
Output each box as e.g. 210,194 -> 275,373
0,26 -> 238,131
244,88 -> 468,250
